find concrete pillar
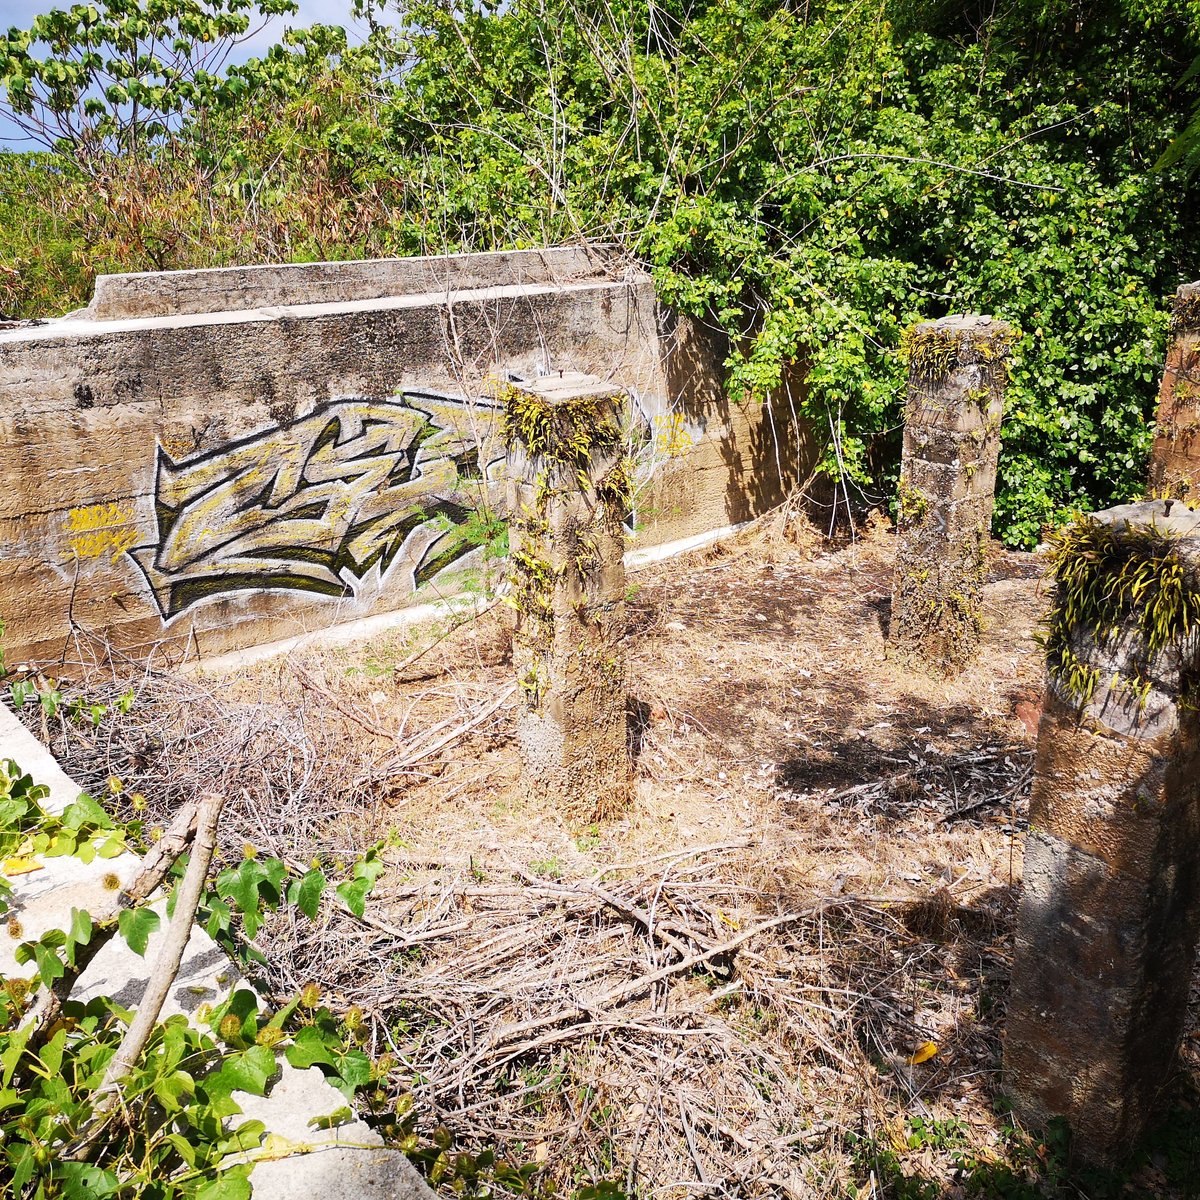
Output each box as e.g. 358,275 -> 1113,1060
1149,282 -> 1200,499
890,315 -> 1015,673
1004,500 -> 1200,1164
502,372 -> 631,819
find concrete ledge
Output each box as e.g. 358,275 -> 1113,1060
1,276 -> 641,345
87,245 -> 625,320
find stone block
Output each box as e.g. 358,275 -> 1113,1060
0,704 -> 437,1200
890,315 -> 1013,674
505,374 -> 631,819
1005,498 -> 1200,1164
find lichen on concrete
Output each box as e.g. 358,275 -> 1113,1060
890,314 -> 1014,674
502,373 -> 632,820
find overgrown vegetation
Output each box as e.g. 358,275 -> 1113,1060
3,0 -> 1199,544
0,745 -> 394,1199
1041,507 -> 1200,704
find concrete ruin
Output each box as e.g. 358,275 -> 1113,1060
890,314 -> 1014,673
0,248 -> 805,669
503,373 -> 630,819
1004,500 -> 1200,1163
1149,281 -> 1200,499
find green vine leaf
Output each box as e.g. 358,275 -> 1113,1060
117,906 -> 161,957
288,867 -> 326,920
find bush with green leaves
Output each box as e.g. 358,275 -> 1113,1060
2,0 -> 1199,542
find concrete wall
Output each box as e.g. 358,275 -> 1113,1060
0,248 -> 802,667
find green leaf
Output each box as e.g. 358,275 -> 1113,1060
284,1025 -> 337,1070
65,906 -> 92,967
289,867 -> 326,920
57,1162 -> 120,1199
153,1068 -> 196,1112
2,1021 -> 32,1087
195,1170 -> 253,1200
308,1104 -> 352,1129
117,906 -> 160,957
336,1048 -> 372,1089
335,877 -> 370,919
17,931 -> 67,987
96,832 -> 125,858
215,1120 -> 268,1158
217,859 -> 270,937
41,1025 -> 68,1075
207,1044 -> 277,1098
61,793 -> 112,832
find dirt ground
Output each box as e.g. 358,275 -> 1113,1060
25,517 -> 1200,1198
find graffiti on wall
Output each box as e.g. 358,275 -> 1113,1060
67,502 -> 140,563
128,392 -> 502,621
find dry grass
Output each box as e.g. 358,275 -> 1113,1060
20,517 -> 1200,1198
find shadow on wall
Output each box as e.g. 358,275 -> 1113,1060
659,308 -> 813,528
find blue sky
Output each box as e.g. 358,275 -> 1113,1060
0,0 -> 370,149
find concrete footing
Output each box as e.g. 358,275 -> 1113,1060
890,315 -> 1014,674
503,373 -> 631,819
1149,282 -> 1200,499
1004,500 -> 1200,1164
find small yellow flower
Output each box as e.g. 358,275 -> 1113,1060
256,1026 -> 284,1047
242,843 -> 258,860
344,1005 -> 364,1031
300,983 -> 321,1009
107,776 -> 123,796
130,793 -> 146,812
219,1014 -> 242,1041
102,872 -> 121,891
196,1002 -> 213,1023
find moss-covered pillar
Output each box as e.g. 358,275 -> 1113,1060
1004,500 -> 1200,1164
1149,283 -> 1200,500
501,373 -> 631,820
890,315 -> 1015,674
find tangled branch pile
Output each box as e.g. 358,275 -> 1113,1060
10,561 -> 1038,1197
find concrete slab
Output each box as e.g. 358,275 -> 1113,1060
87,245 -> 622,320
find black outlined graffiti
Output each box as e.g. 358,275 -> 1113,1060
129,393 -> 502,621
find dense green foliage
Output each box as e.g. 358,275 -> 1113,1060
3,0 -> 1200,543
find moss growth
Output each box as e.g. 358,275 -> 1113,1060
498,382 -> 621,475
509,545 -> 557,648
896,478 -> 929,523
901,326 -> 959,382
1042,514 -> 1200,704
596,456 -> 634,511
901,322 -> 1018,383
1169,291 -> 1200,337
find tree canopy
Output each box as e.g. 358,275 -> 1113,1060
2,0 -> 1199,544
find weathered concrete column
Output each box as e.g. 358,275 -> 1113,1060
1004,500 -> 1200,1164
1149,283 -> 1200,499
502,372 -> 631,820
890,315 -> 1015,673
